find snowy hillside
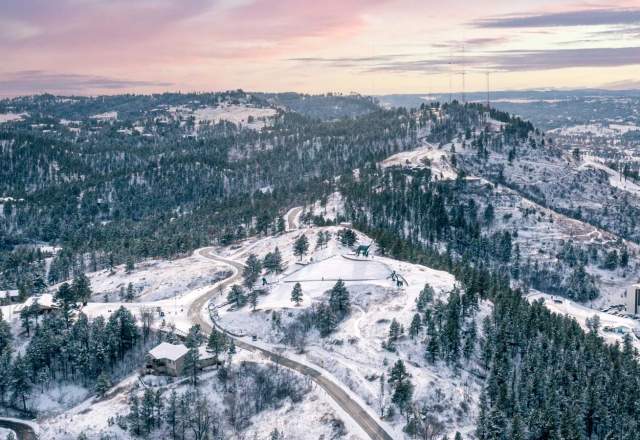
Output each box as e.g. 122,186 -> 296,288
208,226 -> 485,438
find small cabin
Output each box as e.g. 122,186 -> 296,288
20,293 -> 57,314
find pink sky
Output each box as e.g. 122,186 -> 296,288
1,0 -> 639,95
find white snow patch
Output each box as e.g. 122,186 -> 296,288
0,112 -> 28,123
89,111 -> 117,121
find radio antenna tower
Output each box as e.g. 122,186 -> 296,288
448,47 -> 453,104
461,44 -> 466,104
486,71 -> 491,109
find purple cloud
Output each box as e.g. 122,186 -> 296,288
0,71 -> 172,96
293,46 -> 640,73
473,7 -> 640,28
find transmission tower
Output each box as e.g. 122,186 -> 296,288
461,44 -> 466,104
486,71 -> 491,109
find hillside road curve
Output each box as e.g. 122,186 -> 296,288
0,418 -> 38,440
188,248 -> 394,440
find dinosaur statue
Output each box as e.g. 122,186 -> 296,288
355,243 -> 371,257
389,271 -> 406,288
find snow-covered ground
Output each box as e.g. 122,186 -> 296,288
381,141 -> 458,180
193,104 -> 276,129
0,112 -> 28,123
526,291 -> 640,348
306,191 -> 345,222
74,255 -> 230,303
89,111 -> 118,121
166,103 -> 277,130
550,123 -> 640,137
39,348 -> 363,440
580,156 -> 640,198
211,225 -> 484,438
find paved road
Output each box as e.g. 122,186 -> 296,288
0,418 -> 37,440
286,206 -> 303,231
188,248 -> 244,327
189,249 -> 394,440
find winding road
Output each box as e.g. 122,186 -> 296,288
286,206 -> 303,231
0,418 -> 37,440
189,247 -> 394,440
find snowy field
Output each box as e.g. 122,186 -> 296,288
166,103 -> 277,130
193,104 -> 276,129
381,141 -> 458,180
0,112 -> 28,123
89,111 -> 118,121
580,156 -> 640,198
40,254 -> 230,304
550,123 -> 640,137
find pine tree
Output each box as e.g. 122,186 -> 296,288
620,246 -> 629,268
20,307 -> 32,337
0,351 -> 12,406
72,273 -> 92,304
463,320 -> 477,359
329,279 -> 350,317
186,324 -> 204,348
125,282 -> 135,302
425,319 -> 439,363
416,284 -> 434,311
293,234 -> 309,260
388,360 -> 413,415
317,305 -> 337,337
409,313 -> 422,339
55,282 -> 78,327
337,228 -> 357,247
183,347 -> 200,386
387,318 -> 402,350
291,282 -> 303,306
128,394 -> 142,436
153,389 -> 163,429
243,253 -> 262,289
95,372 -> 111,397
249,289 -> 258,311
263,247 -> 283,274
125,256 -> 135,273
227,284 -> 246,309
11,355 -> 31,411
206,330 -> 226,367
166,390 -> 179,440
141,388 -> 156,434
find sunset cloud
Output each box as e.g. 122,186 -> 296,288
0,71 -> 173,95
473,7 -> 640,28
1,0 -> 640,95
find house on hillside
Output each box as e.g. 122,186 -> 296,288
19,293 -> 57,314
146,343 -> 189,376
0,290 -> 20,305
624,284 -> 640,315
145,342 -> 217,376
